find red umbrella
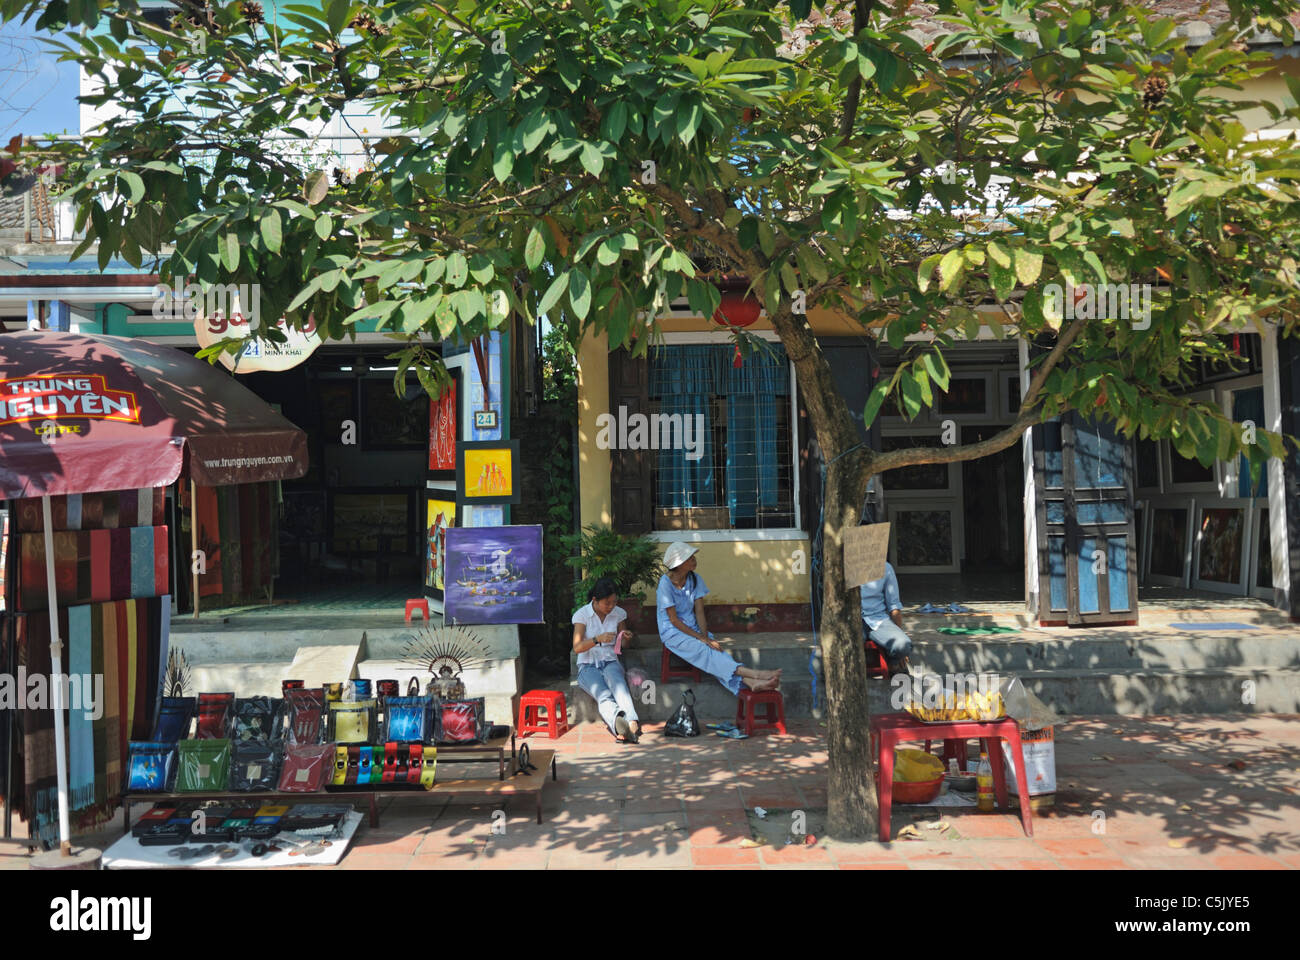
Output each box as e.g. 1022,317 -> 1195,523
0,331 -> 308,498
0,331 -> 308,854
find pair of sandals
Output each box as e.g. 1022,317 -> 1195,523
707,723 -> 749,740
918,602 -> 974,614
614,714 -> 640,744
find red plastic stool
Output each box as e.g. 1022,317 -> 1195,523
516,690 -> 570,739
405,598 -> 430,622
735,688 -> 787,736
924,737 -> 970,772
864,638 -> 889,678
661,646 -> 704,683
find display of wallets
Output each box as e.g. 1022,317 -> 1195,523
358,745 -> 373,782
381,742 -> 398,783
223,817 -> 252,835
328,699 -> 376,744
407,744 -> 423,784
191,806 -> 232,842
384,696 -> 433,743
369,748 -> 384,784
331,745 -> 348,786
131,805 -> 178,836
279,742 -> 333,792
233,697 -> 285,744
239,822 -> 280,840
176,739 -> 232,792
136,824 -> 188,846
196,692 -> 236,739
151,697 -> 197,742
254,804 -> 289,818
285,688 -> 325,745
231,742 -> 282,791
127,741 -> 178,792
283,804 -> 352,832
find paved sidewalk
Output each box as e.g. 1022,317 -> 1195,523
5,714 -> 1295,870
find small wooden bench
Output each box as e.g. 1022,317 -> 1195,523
428,749 -> 558,824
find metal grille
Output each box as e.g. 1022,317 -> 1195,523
647,344 -> 795,530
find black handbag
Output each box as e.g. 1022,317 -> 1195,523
664,689 -> 700,738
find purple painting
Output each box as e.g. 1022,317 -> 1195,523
443,525 -> 544,625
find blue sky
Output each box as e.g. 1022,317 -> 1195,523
1,19 -> 81,141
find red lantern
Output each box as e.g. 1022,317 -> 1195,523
712,281 -> 761,367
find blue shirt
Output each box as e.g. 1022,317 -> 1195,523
859,562 -> 902,631
656,572 -> 710,637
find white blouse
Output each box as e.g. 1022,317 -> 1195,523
571,602 -> 627,666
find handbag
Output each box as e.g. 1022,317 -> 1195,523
231,741 -> 282,791
233,697 -> 285,744
175,739 -> 233,792
151,697 -> 197,742
127,741 -> 179,792
285,688 -> 326,744
195,692 -> 235,739
664,689 -> 700,738
278,742 -> 334,792
433,697 -> 486,744
328,699 -> 377,744
383,696 -> 433,743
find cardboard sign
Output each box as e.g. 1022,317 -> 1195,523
844,522 -> 891,588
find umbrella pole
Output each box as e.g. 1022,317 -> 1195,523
191,480 -> 200,620
41,495 -> 72,856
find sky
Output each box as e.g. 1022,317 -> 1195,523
1,18 -> 81,142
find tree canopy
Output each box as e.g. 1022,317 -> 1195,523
8,0 -> 1300,836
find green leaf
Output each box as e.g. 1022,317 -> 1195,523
569,266 -> 592,320
794,244 -> 828,285
304,170 -> 329,206
260,211 -> 282,253
326,0 -> 348,35
1015,249 -> 1044,286
922,351 -> 950,392
519,110 -> 551,154
1129,140 -> 1155,164
524,226 -> 545,271
676,100 -> 703,145
220,231 -> 239,273
938,248 -> 965,292
445,251 -> 468,288
538,271 -> 567,317
862,379 -> 891,428
579,141 -> 605,178
602,101 -> 628,142
117,171 -> 145,204
986,241 -> 1012,269
314,215 -> 333,241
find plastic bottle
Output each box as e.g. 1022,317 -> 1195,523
976,750 -> 995,812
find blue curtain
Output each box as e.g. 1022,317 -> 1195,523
649,346 -> 716,507
727,347 -> 789,523
1233,387 -> 1267,498
648,343 -> 789,518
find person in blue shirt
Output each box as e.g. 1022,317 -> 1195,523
656,542 -> 781,694
859,561 -> 912,675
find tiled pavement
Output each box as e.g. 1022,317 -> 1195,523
4,713 -> 1297,870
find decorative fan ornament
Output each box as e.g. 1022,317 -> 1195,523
164,648 -> 192,698
401,626 -> 490,699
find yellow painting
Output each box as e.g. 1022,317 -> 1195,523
426,499 -> 456,593
463,447 -> 514,499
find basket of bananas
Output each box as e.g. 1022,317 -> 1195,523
904,684 -> 1005,723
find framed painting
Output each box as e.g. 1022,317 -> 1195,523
443,525 -> 544,625
886,503 -> 961,573
361,377 -> 429,451
1194,505 -> 1246,591
456,440 -> 520,505
423,497 -> 458,601
428,370 -> 460,479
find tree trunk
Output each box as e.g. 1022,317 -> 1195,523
764,304 -> 879,839
820,453 -> 878,839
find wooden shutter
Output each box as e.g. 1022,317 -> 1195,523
608,346 -> 652,533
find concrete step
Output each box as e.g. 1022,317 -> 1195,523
908,634 -> 1300,671
569,675 -> 818,725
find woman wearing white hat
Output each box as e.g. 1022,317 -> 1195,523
655,541 -> 781,695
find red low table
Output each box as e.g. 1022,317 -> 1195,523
868,712 -> 1034,842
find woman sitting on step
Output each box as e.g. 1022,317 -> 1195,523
656,542 -> 781,695
572,577 -> 642,743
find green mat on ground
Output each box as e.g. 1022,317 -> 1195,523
936,626 -> 1021,635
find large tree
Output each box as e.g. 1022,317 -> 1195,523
8,0 -> 1300,837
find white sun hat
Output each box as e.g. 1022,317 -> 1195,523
662,541 -> 698,570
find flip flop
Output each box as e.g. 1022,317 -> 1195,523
706,723 -> 740,733
614,714 -> 638,743
946,603 -> 974,614
918,602 -> 942,614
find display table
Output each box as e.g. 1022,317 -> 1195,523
437,734 -> 511,780
868,712 -> 1034,842
121,789 -> 381,834
432,748 -> 557,824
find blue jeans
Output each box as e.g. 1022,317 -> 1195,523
577,661 -> 640,734
865,619 -> 912,662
